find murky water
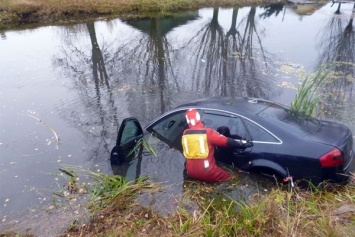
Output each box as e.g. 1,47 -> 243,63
0,2 -> 354,235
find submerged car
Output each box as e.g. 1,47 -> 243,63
111,97 -> 354,185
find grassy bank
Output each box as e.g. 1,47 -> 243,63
61,174 -> 355,237
0,0 -> 282,29
1,166 -> 354,236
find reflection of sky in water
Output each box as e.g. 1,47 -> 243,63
0,2 -> 354,235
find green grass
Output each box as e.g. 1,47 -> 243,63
57,165 -> 152,211
61,173 -> 355,237
290,66 -> 332,117
169,180 -> 355,237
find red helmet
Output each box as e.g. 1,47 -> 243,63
185,108 -> 201,126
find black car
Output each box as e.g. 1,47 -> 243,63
111,97 -> 354,185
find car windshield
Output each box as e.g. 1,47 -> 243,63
257,104 -> 321,137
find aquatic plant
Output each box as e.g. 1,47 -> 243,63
290,66 -> 332,117
128,135 -> 158,158
57,165 -> 152,211
88,172 -> 149,209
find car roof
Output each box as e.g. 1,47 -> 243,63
175,96 -> 288,117
173,96 -> 324,138
147,96 -> 350,148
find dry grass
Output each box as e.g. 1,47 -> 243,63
61,175 -> 355,237
2,167 -> 353,236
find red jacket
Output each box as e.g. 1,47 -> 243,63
182,126 -> 232,182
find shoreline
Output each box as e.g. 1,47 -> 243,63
0,0 -> 284,30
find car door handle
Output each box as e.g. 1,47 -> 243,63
233,149 -> 245,155
168,120 -> 175,128
164,120 -> 175,130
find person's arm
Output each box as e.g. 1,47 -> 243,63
226,138 -> 253,148
207,128 -> 229,147
208,128 -> 253,148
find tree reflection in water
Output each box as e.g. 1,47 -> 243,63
53,22 -> 122,165
126,17 -> 179,116
316,3 -> 355,127
181,6 -> 282,99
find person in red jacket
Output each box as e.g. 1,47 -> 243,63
181,108 -> 253,182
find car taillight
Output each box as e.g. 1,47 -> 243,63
319,148 -> 344,167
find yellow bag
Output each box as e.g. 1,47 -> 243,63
182,131 -> 209,159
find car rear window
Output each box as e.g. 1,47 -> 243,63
257,105 -> 321,137
243,120 -> 280,143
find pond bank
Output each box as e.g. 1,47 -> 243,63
62,173 -> 355,237
0,0 -> 283,29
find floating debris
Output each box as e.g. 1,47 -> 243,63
27,113 -> 61,146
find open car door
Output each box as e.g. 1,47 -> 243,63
111,117 -> 144,165
145,110 -> 188,151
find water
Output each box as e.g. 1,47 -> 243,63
0,2 -> 354,235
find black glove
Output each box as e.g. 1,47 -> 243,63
243,140 -> 253,148
232,139 -> 253,148
237,140 -> 253,148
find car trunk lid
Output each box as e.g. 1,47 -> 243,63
304,120 -> 353,170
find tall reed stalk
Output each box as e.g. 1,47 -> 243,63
290,66 -> 331,117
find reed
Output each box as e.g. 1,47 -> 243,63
57,165 -> 152,211
290,66 -> 332,117
128,136 -> 158,158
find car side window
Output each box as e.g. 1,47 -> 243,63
149,111 -> 187,144
120,120 -> 143,144
244,119 -> 279,143
203,111 -> 249,139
